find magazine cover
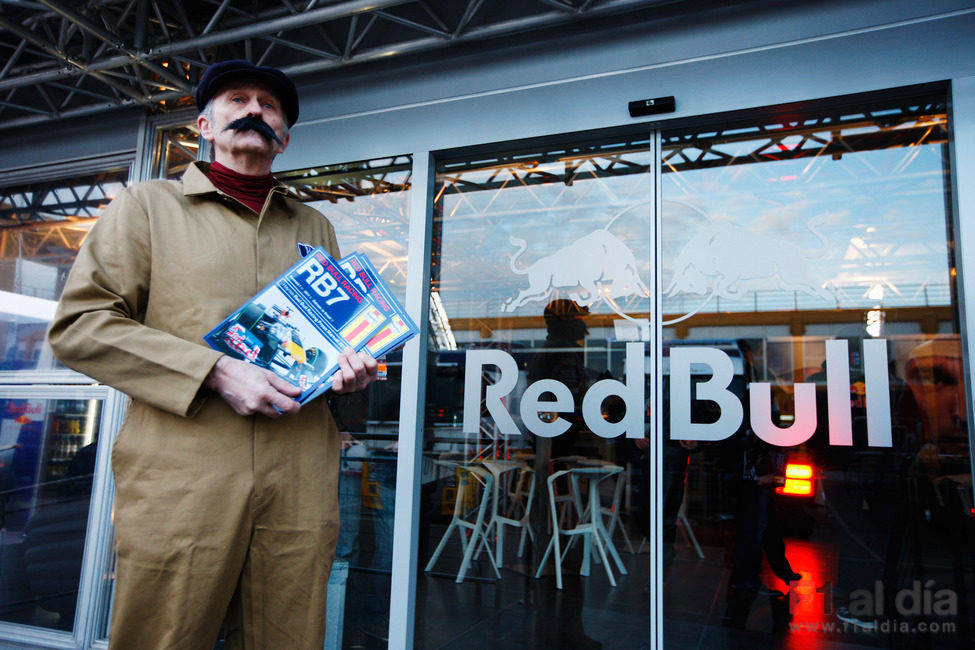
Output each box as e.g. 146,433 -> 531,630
300,251 -> 419,404
339,252 -> 419,358
204,247 -> 388,404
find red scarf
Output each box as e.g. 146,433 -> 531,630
205,161 -> 277,214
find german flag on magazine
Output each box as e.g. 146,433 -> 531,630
203,246 -> 416,405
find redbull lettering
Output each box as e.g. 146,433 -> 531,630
463,342 -> 645,439
462,339 -> 893,447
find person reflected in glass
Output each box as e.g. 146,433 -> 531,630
900,335 -> 971,526
903,336 -> 969,467
527,299 -> 594,459
21,442 -> 97,629
526,299 -> 602,648
633,435 -> 697,582
724,341 -> 800,629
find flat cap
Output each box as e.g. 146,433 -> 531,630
196,59 -> 299,127
544,299 -> 589,320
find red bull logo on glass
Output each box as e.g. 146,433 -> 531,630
503,228 -> 650,323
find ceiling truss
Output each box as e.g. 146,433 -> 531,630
0,0 -> 683,132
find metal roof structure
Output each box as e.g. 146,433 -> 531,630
0,0 -> 708,132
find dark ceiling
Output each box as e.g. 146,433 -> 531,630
0,0 -> 736,132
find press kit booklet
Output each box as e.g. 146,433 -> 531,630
300,252 -> 419,404
339,253 -> 418,359
203,246 -> 413,404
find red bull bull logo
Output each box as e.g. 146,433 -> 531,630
503,228 -> 650,322
664,216 -> 834,324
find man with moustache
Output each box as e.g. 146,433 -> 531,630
48,60 -> 376,649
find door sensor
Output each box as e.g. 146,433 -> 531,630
628,96 -> 675,117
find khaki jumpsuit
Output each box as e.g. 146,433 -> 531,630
48,162 -> 342,649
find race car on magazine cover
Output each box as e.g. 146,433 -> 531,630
213,302 -> 331,389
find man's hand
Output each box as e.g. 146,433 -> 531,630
205,355 -> 301,417
330,347 -> 378,394
757,473 -> 778,487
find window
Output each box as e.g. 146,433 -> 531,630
659,90 -> 971,644
0,384 -> 123,645
0,164 -> 130,374
148,122 -> 201,181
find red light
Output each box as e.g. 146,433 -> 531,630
777,478 -> 813,496
785,463 -> 813,480
777,463 -> 815,497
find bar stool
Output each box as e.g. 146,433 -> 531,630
569,464 -> 628,578
571,460 -> 629,570
425,463 -> 500,583
551,455 -> 586,530
535,465 -> 625,589
601,470 -> 633,556
505,464 -> 536,558
480,460 -> 534,567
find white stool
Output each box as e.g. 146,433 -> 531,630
425,463 -> 500,583
480,460 -> 533,568
535,465 -> 626,589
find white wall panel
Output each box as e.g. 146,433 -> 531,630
0,108 -> 142,175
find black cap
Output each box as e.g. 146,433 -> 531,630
543,299 -> 589,320
195,59 -> 299,127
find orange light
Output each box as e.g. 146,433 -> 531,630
785,463 -> 814,480
777,478 -> 813,496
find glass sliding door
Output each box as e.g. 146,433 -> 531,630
660,90 -> 973,648
416,137 -> 653,648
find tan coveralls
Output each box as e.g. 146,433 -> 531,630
48,162 -> 341,649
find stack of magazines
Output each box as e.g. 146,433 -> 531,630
203,246 -> 418,404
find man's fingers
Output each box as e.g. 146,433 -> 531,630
263,368 -> 302,397
252,369 -> 300,415
207,356 -> 301,417
343,351 -> 372,386
331,348 -> 378,394
330,349 -> 353,393
262,392 -> 301,417
229,381 -> 299,418
355,352 -> 379,389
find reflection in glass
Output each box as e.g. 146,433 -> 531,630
661,93 -> 973,646
278,155 -> 412,304
150,123 -> 201,181
0,167 -> 130,372
280,157 -> 411,646
417,140 -> 652,648
0,397 -> 100,632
